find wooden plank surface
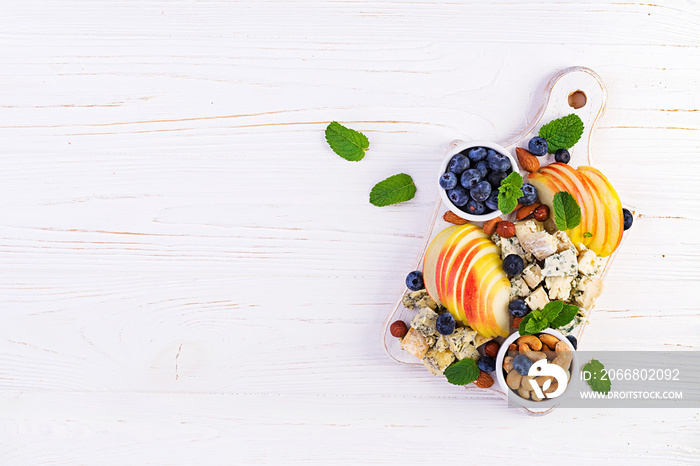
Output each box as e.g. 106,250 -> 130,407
0,0 -> 699,464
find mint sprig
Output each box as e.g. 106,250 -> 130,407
552,191 -> 582,230
444,357 -> 480,385
325,121 -> 369,161
369,173 -> 416,207
582,359 -> 612,394
538,113 -> 584,153
519,300 -> 580,336
497,172 -> 524,214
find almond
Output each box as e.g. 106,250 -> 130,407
482,216 -> 502,235
515,147 -> 540,173
474,371 -> 494,388
512,316 -> 524,329
443,210 -> 468,225
516,202 -> 541,220
484,341 -> 500,358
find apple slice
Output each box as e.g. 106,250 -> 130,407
434,225 -> 479,301
578,166 -> 624,256
481,276 -> 511,337
463,254 -> 507,337
423,226 -> 459,306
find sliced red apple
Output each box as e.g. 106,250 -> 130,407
461,255 -> 506,337
578,166 -> 624,256
422,225 -> 459,306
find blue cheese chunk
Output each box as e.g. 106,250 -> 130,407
522,263 -> 544,288
520,231 -> 559,261
573,276 -> 605,310
553,230 -> 575,253
445,327 -> 480,361
525,286 -> 550,312
422,348 -> 456,376
434,334 -> 450,352
578,249 -> 604,277
401,327 -> 430,359
402,290 -> 438,310
556,309 -> 588,336
545,276 -> 573,301
542,247 -> 578,277
510,276 -> 530,300
410,308 -> 438,337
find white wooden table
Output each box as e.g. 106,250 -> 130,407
1,1 -> 698,464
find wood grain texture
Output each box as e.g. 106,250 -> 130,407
0,0 -> 699,464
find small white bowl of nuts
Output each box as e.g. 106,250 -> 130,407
495,329 -> 578,409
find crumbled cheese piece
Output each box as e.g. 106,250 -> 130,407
510,276 -> 530,300
445,327 -> 480,361
493,234 -> 533,263
542,247 -> 579,277
520,231 -> 559,261
401,327 -> 430,359
410,308 -> 438,337
573,276 -> 605,310
525,286 -> 550,311
522,263 -> 544,289
553,230 -> 575,253
402,289 -> 438,310
578,249 -> 604,277
422,348 -> 456,375
557,309 -> 588,336
514,219 -> 544,243
545,276 -> 573,301
434,334 -> 450,352
575,243 -> 588,254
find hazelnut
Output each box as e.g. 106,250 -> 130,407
484,341 -> 500,358
508,343 -> 518,352
390,321 -> 408,338
533,204 -> 550,222
496,221 -> 515,238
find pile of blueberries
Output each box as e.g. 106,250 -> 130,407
440,146 -> 514,216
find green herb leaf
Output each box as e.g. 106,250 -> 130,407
582,359 -> 612,394
444,358 -> 480,385
497,172 -> 524,214
550,304 -> 580,329
552,191 -> 582,230
325,121 -> 369,161
538,113 -> 584,153
584,232 -> 593,238
518,312 -> 536,336
540,300 -> 564,323
369,173 -> 416,207
524,314 -> 549,335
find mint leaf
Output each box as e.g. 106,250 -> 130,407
518,312 -> 536,336
497,172 -> 524,214
584,232 -> 593,238
538,113 -> 584,153
552,191 -> 582,230
540,300 -> 564,323
550,304 -> 580,329
444,358 -> 480,385
325,121 -> 369,161
524,314 -> 549,335
369,173 -> 416,207
582,359 -> 611,394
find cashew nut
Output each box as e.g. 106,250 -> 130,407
552,340 -> 573,370
531,389 -> 544,401
521,375 -> 535,390
538,333 -> 560,349
506,370 -> 522,390
517,335 -> 543,352
503,356 -> 513,372
526,351 -> 547,362
544,381 -> 559,395
518,385 -> 531,399
535,376 -> 553,387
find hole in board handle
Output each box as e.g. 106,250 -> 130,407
568,90 -> 587,109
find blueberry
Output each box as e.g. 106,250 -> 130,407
478,356 -> 496,373
448,153 -> 470,174
513,354 -> 533,376
405,270 -> 424,291
554,148 -> 571,164
475,160 -> 489,178
466,199 -> 486,215
487,170 -> 508,189
447,187 -> 469,206
623,208 -> 633,230
439,171 -> 458,190
470,180 -> 492,202
502,254 -> 524,276
566,335 -> 578,350
436,313 -> 456,335
466,147 -> 487,163
518,183 -> 538,205
487,151 -> 511,172
508,299 -> 530,317
460,168 -> 482,190
485,191 -> 499,210
528,136 -> 548,156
